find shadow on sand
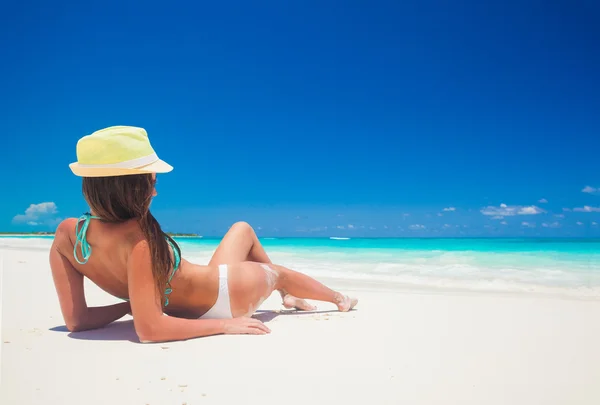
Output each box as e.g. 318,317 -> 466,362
251,308 -> 343,322
48,309 -> 352,342
49,319 -> 140,343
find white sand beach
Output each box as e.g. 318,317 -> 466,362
2,240 -> 600,405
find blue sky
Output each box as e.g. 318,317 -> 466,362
1,0 -> 599,237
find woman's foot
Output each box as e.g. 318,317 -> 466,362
282,294 -> 317,311
334,293 -> 358,312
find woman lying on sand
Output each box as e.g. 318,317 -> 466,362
50,126 -> 358,343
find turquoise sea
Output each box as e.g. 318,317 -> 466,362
2,236 -> 599,297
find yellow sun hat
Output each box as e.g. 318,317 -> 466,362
69,126 -> 173,177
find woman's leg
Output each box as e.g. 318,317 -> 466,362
228,261 -> 358,317
269,263 -> 358,311
209,221 -> 315,310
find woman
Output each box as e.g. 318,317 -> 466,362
50,126 -> 358,343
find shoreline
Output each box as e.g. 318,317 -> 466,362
1,238 -> 598,300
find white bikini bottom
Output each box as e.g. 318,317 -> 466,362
198,264 -> 233,319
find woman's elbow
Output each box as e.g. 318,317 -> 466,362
134,320 -> 164,343
66,322 -> 84,333
65,314 -> 89,332
137,332 -> 160,343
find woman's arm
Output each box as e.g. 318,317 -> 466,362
49,227 -> 131,332
127,240 -> 269,343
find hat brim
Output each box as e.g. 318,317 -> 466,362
69,159 -> 173,177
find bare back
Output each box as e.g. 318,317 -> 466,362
52,217 -> 220,318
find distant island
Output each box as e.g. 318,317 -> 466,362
0,232 -> 201,237
166,233 -> 201,238
0,232 -> 54,235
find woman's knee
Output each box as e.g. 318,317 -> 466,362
230,221 -> 254,236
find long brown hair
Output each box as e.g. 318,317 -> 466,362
82,174 -> 180,306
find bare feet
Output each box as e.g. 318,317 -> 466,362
282,294 -> 317,311
335,293 -> 358,312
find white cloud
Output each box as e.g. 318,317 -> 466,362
26,202 -> 56,215
592,222 -> 598,226
521,222 -> 536,228
383,225 -> 389,229
409,224 -> 425,230
491,216 -> 504,220
481,204 -> 545,216
582,186 -> 599,194
437,213 -> 443,217
13,202 -> 59,226
573,206 -> 600,213
554,214 -> 565,218
538,198 -> 548,203
443,207 -> 456,212
443,224 -> 452,228
347,224 -> 355,229
542,222 -> 561,228
519,206 -> 544,215
576,221 -> 584,226
563,208 -> 572,212
500,221 -> 508,225
336,225 -> 345,230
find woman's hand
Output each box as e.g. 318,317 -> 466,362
223,317 -> 271,335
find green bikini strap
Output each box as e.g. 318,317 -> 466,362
74,213 -> 102,265
163,238 -> 180,307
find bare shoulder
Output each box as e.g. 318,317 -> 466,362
127,234 -> 175,271
53,218 -> 78,246
130,237 -> 150,253
128,237 -> 151,264
56,218 -> 78,233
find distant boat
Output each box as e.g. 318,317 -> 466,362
329,237 -> 350,240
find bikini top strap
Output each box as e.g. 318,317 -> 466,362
73,213 -> 102,265
163,237 -> 181,307
167,238 -> 181,281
